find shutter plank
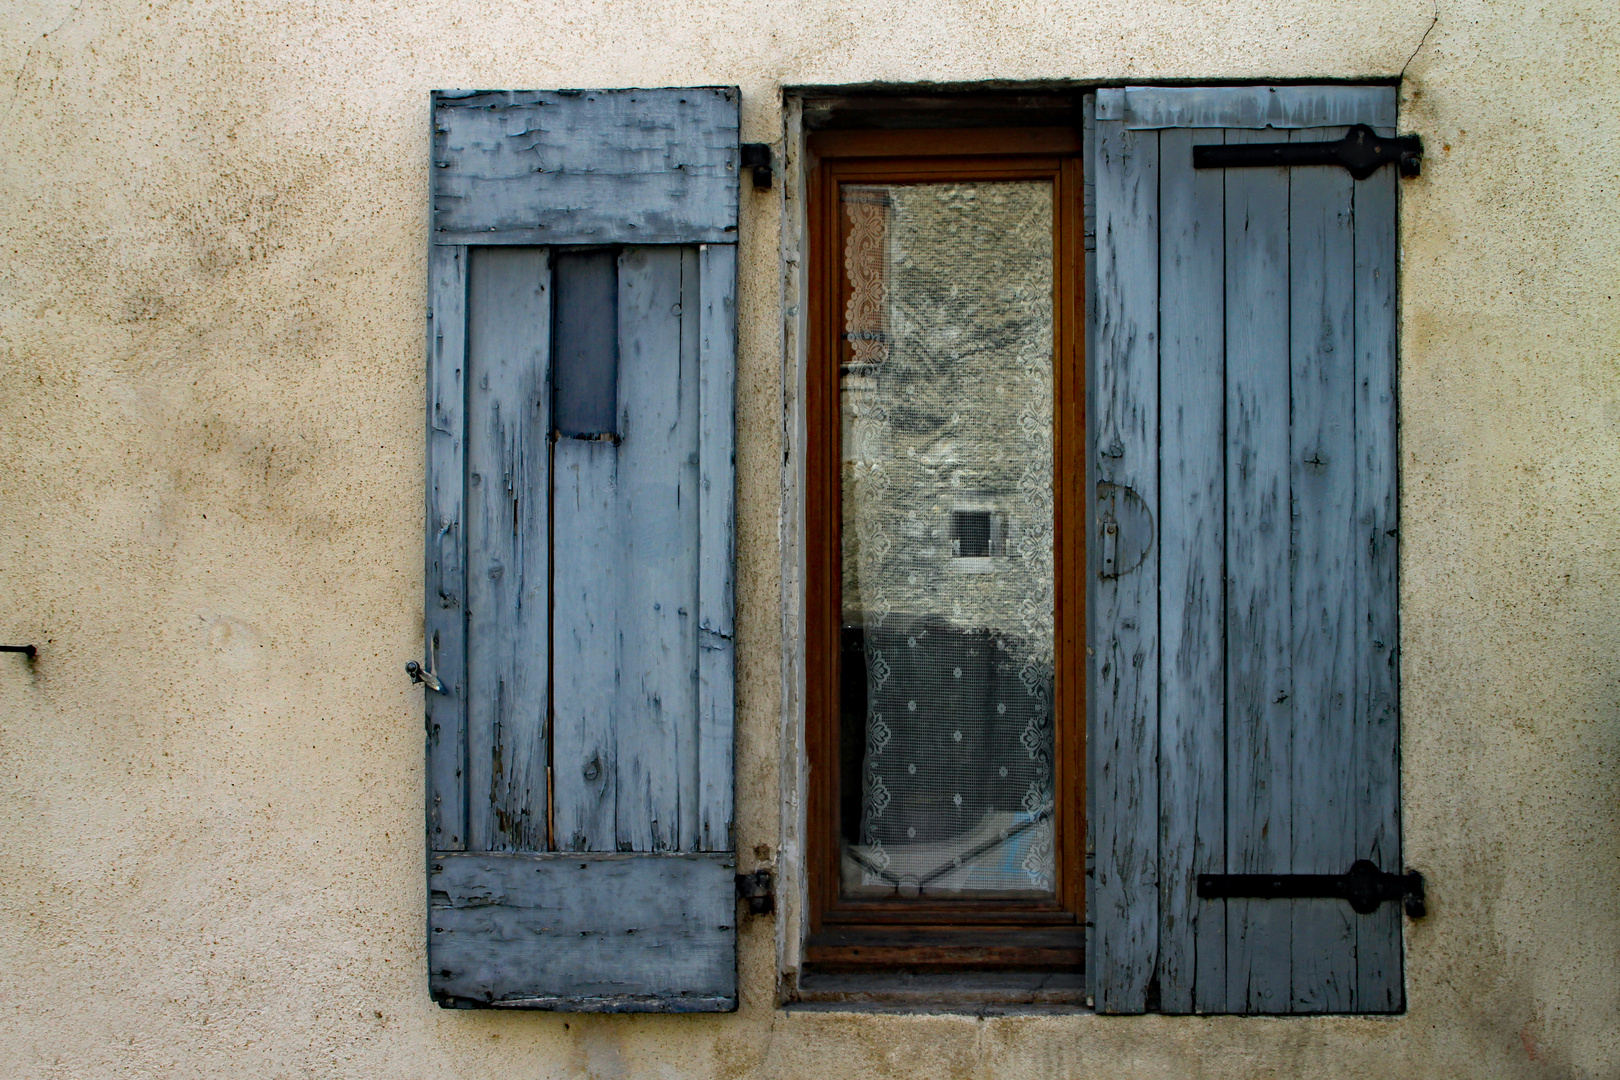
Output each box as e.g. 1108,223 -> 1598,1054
696,243 -> 737,852
1090,119 -> 1160,1014
430,851 -> 737,1010
1223,128 -> 1294,1014
464,247 -> 553,853
552,441 -> 620,851
1353,161 -> 1403,1012
551,250 -> 625,852
1156,126 -> 1227,1014
613,246 -> 702,853
1286,132 -> 1359,1012
426,244 -> 470,852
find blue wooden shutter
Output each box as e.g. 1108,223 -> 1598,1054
423,88 -> 739,1011
1088,86 -> 1403,1014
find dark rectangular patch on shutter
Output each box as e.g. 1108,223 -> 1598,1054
552,249 -> 620,438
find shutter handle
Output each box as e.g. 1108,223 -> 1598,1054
405,660 -> 447,694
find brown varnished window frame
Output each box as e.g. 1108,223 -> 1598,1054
804,127 -> 1086,970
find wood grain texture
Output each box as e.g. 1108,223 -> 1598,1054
1222,127 -> 1294,1014
426,244 -> 470,852
1057,153 -> 1089,933
1155,126 -> 1227,1014
1100,85 -> 1398,131
613,246 -> 701,854
548,247 -> 625,849
429,851 -> 737,1010
465,247 -> 553,854
424,87 -> 741,1012
433,88 -> 740,246
1286,130 -> 1359,1012
804,926 -> 1085,967
1081,95 -> 1098,983
551,246 -> 724,855
1089,117 -> 1160,1014
807,127 -> 1080,159
1352,160 -> 1403,1012
1091,95 -> 1405,1015
696,243 -> 737,853
551,438 -> 621,851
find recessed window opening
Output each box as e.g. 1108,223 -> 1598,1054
804,112 -> 1085,973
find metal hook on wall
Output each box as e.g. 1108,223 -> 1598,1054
405,660 -> 446,694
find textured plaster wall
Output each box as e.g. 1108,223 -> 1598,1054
0,0 -> 1616,1076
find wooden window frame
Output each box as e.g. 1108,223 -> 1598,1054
804,127 -> 1086,970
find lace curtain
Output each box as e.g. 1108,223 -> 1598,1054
838,180 -> 1056,899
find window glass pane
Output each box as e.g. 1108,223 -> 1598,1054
838,180 -> 1055,900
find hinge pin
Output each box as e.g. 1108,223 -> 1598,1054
734,868 -> 775,915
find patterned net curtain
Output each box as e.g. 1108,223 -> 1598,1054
839,181 -> 1057,899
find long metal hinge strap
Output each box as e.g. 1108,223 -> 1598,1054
1193,124 -> 1424,180
1197,859 -> 1426,916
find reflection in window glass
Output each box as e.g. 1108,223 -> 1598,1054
952,510 -> 993,558
838,181 -> 1056,899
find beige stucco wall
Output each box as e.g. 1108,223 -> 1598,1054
2,0 -> 1617,1075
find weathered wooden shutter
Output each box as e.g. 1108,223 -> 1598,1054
1088,86 -> 1403,1014
423,88 -> 739,1011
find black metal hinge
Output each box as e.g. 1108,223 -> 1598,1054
1193,124 -> 1424,180
740,143 -> 773,190
735,868 -> 775,915
1198,859 -> 1427,917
